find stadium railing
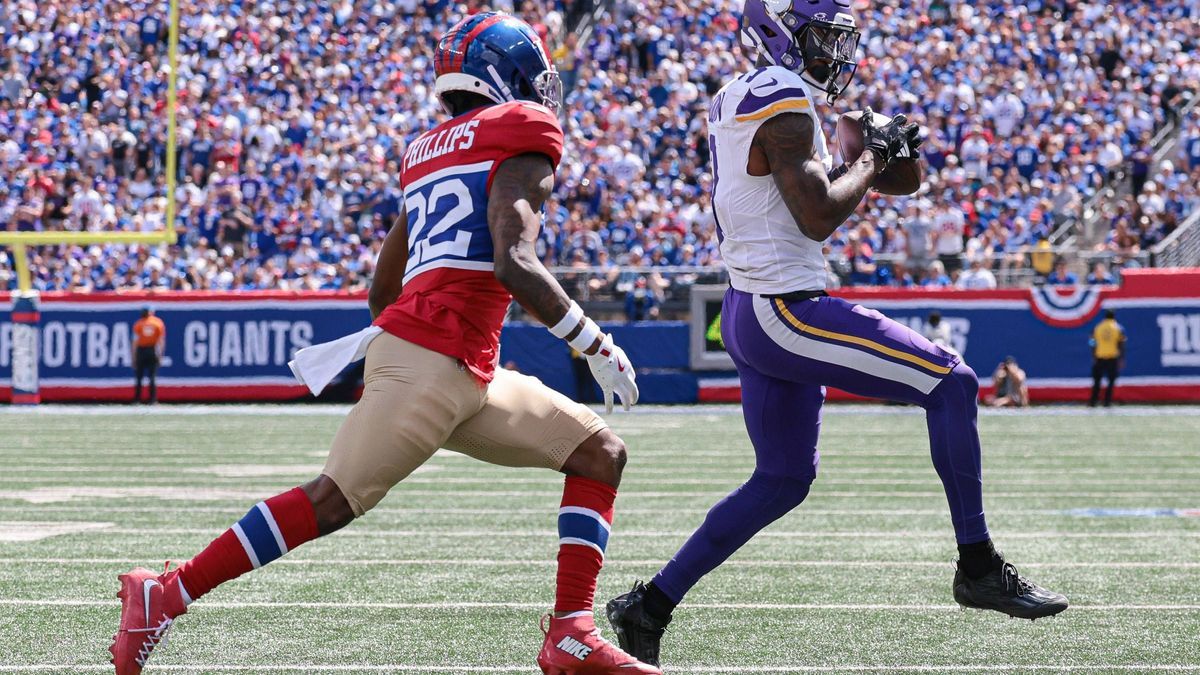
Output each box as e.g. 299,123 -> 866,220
570,0 -> 613,45
544,245 -> 1150,317
1151,210 -> 1200,269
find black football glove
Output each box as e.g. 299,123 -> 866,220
898,121 -> 923,159
861,108 -> 922,166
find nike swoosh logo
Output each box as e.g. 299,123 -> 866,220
753,77 -> 782,94
142,578 -> 161,626
617,360 -> 626,373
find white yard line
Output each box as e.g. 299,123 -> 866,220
0,662 -> 1195,667
0,404 -> 354,417
1,598 -> 1196,611
394,489 -> 1200,498
6,464 -> 1200,478
0,669 -> 532,673
0,506 -> 1068,516
7,449 -> 1200,460
0,521 -> 112,543
6,403 -> 1200,417
0,557 -> 1197,569
6,472 -> 1200,487
84,528 -> 1200,539
0,662 -> 537,667
667,662 -> 1200,667
1,489 -> 1196,499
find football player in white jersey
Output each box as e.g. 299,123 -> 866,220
606,0 -> 1067,666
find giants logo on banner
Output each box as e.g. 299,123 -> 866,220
1158,314 -> 1200,367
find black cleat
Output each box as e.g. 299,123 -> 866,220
954,561 -> 1069,620
606,581 -> 669,667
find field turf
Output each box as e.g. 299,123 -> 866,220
1,404 -> 1198,673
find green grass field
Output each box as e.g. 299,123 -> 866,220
1,405 -> 1199,674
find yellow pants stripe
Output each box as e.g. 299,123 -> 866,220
773,299 -> 953,375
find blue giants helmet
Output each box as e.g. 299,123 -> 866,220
434,12 -> 562,113
739,0 -> 860,102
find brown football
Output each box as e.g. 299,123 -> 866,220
836,111 -> 924,196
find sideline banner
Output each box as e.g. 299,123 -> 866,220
1,292 -> 370,402
696,269 -> 1200,403
3,269 -> 1198,403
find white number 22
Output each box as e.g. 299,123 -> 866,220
405,178 -> 473,270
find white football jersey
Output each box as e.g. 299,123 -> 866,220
708,65 -> 832,294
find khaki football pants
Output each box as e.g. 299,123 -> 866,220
323,331 -> 606,516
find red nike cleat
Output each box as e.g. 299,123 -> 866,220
109,564 -> 188,675
537,613 -> 662,674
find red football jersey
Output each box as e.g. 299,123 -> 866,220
374,101 -> 564,383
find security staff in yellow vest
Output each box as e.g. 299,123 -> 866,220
1089,309 -> 1126,407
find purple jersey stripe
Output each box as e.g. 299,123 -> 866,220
735,85 -> 809,118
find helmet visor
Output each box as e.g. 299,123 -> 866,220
799,22 -> 860,100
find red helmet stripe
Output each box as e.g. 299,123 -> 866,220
451,13 -> 508,72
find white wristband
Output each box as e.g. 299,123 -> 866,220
548,301 -> 585,339
568,318 -> 602,353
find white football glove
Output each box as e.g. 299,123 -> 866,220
586,333 -> 638,414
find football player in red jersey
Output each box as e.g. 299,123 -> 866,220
109,13 -> 658,675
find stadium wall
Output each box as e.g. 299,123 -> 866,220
2,268 -> 1198,404
698,268 -> 1200,403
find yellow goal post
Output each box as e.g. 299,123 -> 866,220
2,0 -> 183,286
2,0 -> 181,404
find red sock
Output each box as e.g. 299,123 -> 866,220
173,487 -> 318,604
555,476 -> 617,614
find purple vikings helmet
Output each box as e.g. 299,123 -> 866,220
740,0 -> 861,102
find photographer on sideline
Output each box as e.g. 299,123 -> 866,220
989,356 -> 1029,408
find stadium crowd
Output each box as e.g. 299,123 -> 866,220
0,0 -> 1197,296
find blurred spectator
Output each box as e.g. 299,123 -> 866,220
1029,235 -> 1055,280
902,203 -> 935,274
624,277 -> 658,322
1086,261 -> 1115,285
956,257 -> 997,290
933,205 -> 966,275
921,260 -> 952,288
1046,259 -> 1078,286
845,229 -> 877,286
1187,122 -> 1200,172
1161,78 -> 1186,132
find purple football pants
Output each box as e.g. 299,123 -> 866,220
652,288 -> 989,603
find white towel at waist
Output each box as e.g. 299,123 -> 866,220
288,325 -> 383,396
